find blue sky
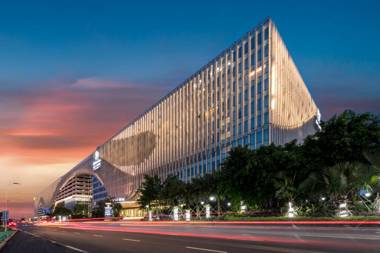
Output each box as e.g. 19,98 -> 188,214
1,0 -> 380,217
1,1 -> 379,104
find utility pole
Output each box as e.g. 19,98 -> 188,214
3,182 -> 20,231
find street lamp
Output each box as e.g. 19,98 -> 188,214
3,182 -> 20,231
209,196 -> 216,202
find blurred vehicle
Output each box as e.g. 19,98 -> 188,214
7,219 -> 17,228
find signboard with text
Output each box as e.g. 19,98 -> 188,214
104,203 -> 113,218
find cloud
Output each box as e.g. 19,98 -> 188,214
70,77 -> 132,89
2,75 -> 379,218
0,77 -> 168,217
313,86 -> 380,119
317,96 -> 380,118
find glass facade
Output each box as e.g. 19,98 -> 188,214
34,18 -> 320,215
93,176 -> 107,203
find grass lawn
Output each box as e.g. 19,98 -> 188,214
0,229 -> 15,243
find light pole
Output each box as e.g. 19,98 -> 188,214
3,182 -> 20,231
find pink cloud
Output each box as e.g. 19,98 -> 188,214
70,77 -> 134,89
316,95 -> 380,119
0,78 -> 169,217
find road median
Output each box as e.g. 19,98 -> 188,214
0,229 -> 17,251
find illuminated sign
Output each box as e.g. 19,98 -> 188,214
173,206 -> 179,221
104,203 -> 113,217
92,150 -> 102,171
205,205 -> 211,219
185,210 -> 191,221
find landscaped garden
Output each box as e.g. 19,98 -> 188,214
137,110 -> 380,220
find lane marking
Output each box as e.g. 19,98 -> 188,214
244,244 -> 326,253
186,246 -> 227,253
300,233 -> 380,241
64,245 -> 88,253
24,230 -> 87,253
93,234 -> 103,237
122,238 -> 141,242
24,231 -> 40,238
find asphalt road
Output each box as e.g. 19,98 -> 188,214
4,222 -> 380,253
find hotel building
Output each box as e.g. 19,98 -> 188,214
34,18 -> 320,217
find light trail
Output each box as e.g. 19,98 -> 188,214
36,222 -> 380,252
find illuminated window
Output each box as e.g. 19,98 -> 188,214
264,45 -> 269,57
258,49 -> 262,63
258,77 -> 262,94
251,35 -> 255,49
250,81 -> 255,96
257,129 -> 262,144
258,31 -> 262,45
264,27 -> 269,40
251,53 -> 255,67
264,128 -> 269,144
258,98 -> 262,112
264,77 -> 269,91
250,133 -> 255,143
264,112 -> 269,124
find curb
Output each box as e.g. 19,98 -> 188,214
77,220 -> 380,226
0,230 -> 18,252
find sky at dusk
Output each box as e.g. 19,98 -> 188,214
1,0 -> 380,218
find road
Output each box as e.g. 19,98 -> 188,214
3,221 -> 380,253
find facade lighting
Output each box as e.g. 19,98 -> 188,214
287,202 -> 296,218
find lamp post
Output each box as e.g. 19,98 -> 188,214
3,182 -> 20,231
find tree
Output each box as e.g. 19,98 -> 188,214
72,203 -> 90,218
91,198 -> 123,218
91,203 -> 104,218
220,146 -> 253,205
298,111 -> 380,215
303,110 -> 380,167
112,202 -> 122,217
52,203 -> 71,217
159,175 -> 186,208
197,172 -> 225,216
137,175 -> 162,215
135,111 -> 380,217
